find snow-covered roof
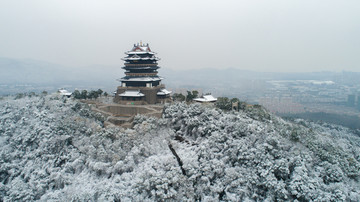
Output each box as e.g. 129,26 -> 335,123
124,42 -> 156,55
119,76 -> 162,82
193,95 -> 217,102
122,56 -> 160,61
122,66 -> 159,70
58,89 -> 72,96
129,54 -> 141,59
119,90 -> 145,97
125,51 -> 156,55
133,46 -> 150,52
157,89 -> 172,95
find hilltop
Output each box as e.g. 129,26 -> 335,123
0,95 -> 359,201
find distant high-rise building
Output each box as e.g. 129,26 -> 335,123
114,42 -> 171,104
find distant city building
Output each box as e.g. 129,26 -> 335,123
114,42 -> 171,104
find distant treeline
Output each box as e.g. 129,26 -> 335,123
280,112 -> 360,130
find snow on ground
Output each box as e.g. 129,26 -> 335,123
0,95 -> 359,201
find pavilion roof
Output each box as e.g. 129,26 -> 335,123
193,95 -> 217,102
157,89 -> 172,95
58,89 -> 72,96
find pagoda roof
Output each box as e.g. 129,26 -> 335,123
124,42 -> 156,55
122,66 -> 159,70
122,55 -> 160,61
125,51 -> 156,55
119,76 -> 163,82
157,88 -> 172,95
119,90 -> 145,97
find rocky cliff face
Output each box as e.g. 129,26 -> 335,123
0,95 -> 359,201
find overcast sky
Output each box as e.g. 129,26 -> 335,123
1,0 -> 359,72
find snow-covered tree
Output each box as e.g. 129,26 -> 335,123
0,96 -> 359,201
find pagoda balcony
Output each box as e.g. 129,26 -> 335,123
117,84 -> 166,90
124,63 -> 158,67
125,72 -> 158,77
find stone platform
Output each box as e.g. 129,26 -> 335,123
81,100 -> 164,128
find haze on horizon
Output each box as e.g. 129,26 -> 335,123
1,0 -> 359,72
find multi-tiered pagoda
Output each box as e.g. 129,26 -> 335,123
114,42 -> 171,104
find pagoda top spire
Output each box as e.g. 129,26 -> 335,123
127,41 -> 154,54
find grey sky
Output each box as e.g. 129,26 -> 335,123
1,0 -> 359,72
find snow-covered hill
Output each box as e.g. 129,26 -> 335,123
0,95 -> 359,201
